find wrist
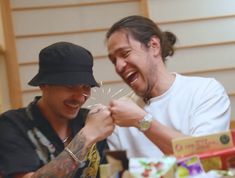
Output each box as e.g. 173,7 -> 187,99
138,113 -> 153,132
66,130 -> 91,165
80,127 -> 97,148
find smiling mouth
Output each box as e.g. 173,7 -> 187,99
65,101 -> 80,110
67,104 -> 79,109
125,72 -> 138,85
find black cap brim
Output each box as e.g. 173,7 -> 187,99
28,72 -> 99,87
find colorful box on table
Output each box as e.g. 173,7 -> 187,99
128,156 -> 177,178
176,155 -> 207,178
100,151 -> 177,178
172,130 -> 235,171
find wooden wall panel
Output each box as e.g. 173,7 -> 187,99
93,57 -> 121,81
148,0 -> 235,120
0,55 -> 11,111
12,2 -> 140,36
185,68 -> 235,94
11,0 -> 136,8
16,31 -> 107,63
167,44 -> 235,73
0,3 -> 4,52
1,0 -> 22,109
6,0 -> 235,121
19,65 -> 38,90
8,0 -> 142,107
148,0 -> 235,22
160,17 -> 235,47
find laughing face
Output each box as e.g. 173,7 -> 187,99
107,30 -> 160,99
41,85 -> 91,121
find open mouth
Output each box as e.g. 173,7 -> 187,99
125,71 -> 138,86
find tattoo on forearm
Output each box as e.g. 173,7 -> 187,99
32,131 -> 89,178
68,131 -> 89,161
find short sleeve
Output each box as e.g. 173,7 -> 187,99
190,79 -> 231,135
0,114 -> 41,177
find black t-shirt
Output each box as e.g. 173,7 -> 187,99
0,98 -> 108,178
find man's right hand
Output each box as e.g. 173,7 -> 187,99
82,104 -> 115,147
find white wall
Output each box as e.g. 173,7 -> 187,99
9,0 -> 141,106
148,0 -> 235,119
3,0 -> 235,120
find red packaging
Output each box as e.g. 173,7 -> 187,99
173,130 -> 235,172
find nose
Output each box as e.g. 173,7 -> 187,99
115,58 -> 127,73
73,89 -> 90,103
72,93 -> 87,104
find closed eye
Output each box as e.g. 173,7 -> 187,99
108,48 -> 131,65
120,50 -> 130,59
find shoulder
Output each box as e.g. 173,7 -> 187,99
178,74 -> 230,111
178,74 -> 225,92
0,108 -> 27,124
178,73 -> 216,84
0,108 -> 32,136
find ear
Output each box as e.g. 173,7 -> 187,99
39,84 -> 47,91
148,36 -> 161,56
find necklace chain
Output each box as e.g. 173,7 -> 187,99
62,135 -> 70,143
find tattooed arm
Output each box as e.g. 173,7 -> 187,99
14,105 -> 114,178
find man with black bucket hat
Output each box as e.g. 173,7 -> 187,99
0,42 -> 114,178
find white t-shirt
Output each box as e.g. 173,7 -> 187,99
107,73 -> 231,158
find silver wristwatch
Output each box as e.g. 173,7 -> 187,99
139,113 -> 153,131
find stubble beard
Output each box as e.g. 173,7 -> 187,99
142,65 -> 156,103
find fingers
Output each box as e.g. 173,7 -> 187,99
109,100 -> 120,114
88,104 -> 109,115
87,104 -> 113,125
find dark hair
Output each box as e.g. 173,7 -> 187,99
106,15 -> 176,62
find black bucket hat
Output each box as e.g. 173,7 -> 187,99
28,42 -> 99,87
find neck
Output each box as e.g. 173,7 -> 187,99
149,70 -> 176,98
37,98 -> 70,141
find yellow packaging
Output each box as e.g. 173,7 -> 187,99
172,131 -> 233,157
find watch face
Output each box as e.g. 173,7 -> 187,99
139,113 -> 153,131
140,120 -> 151,131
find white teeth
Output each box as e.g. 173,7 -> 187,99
130,78 -> 138,85
67,104 -> 79,108
125,72 -> 134,79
